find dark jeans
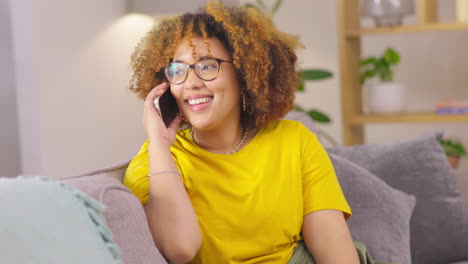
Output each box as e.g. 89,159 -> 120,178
287,240 -> 391,264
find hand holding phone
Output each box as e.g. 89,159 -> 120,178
143,83 -> 182,148
154,88 -> 180,128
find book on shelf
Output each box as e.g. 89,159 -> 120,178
435,99 -> 468,114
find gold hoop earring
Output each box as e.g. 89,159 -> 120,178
178,112 -> 187,121
242,94 -> 246,112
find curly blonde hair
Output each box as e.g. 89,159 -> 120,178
130,1 -> 299,128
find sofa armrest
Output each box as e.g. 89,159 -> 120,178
59,162 -> 168,264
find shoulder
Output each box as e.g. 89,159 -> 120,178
264,119 -> 309,132
130,140 -> 150,162
258,120 -> 320,153
263,119 -> 317,140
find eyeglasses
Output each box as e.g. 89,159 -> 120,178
164,57 -> 233,84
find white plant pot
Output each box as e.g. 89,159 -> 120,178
368,82 -> 406,114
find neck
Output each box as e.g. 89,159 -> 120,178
191,121 -> 246,155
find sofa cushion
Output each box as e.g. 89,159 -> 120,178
329,153 -> 415,264
0,176 -> 123,264
329,133 -> 468,264
59,161 -> 168,264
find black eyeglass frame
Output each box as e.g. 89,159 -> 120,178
164,57 -> 233,84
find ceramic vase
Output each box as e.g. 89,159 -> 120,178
368,82 -> 406,114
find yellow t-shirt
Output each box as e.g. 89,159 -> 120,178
123,120 -> 351,263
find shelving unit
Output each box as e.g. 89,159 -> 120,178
337,0 -> 468,145
347,22 -> 468,37
350,113 -> 468,124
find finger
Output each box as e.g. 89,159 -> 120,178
144,83 -> 168,108
153,96 -> 161,113
149,82 -> 168,98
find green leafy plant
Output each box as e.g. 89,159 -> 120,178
245,0 -> 283,19
438,137 -> 468,157
296,70 -> 333,123
360,47 -> 400,85
245,0 -> 337,146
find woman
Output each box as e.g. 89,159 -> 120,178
123,2 -> 360,263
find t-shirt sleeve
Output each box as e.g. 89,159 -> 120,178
300,125 -> 352,220
123,140 -> 151,205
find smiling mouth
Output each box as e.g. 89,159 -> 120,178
187,97 -> 213,106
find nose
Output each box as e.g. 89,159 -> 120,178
183,68 -> 204,90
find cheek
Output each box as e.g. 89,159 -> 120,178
170,85 -> 184,101
210,82 -> 239,100
213,72 -> 241,96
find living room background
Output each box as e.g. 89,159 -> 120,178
1,0 -> 467,195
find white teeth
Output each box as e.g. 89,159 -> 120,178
188,97 -> 212,106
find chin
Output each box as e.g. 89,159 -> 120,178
187,116 -> 211,130
189,116 -> 224,131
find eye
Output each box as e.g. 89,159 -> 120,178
198,60 -> 218,73
202,64 -> 215,71
174,69 -> 184,75
170,64 -> 186,75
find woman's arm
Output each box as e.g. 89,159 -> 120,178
142,83 -> 201,263
302,209 -> 359,264
144,145 -> 201,264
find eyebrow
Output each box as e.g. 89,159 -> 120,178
173,55 -> 214,64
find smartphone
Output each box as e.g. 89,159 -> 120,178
158,88 -> 179,128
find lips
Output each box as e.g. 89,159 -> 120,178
188,97 -> 213,106
185,94 -> 214,112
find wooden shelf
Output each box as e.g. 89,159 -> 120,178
349,113 -> 468,124
337,0 -> 468,145
347,22 -> 468,37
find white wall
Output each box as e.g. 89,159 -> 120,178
129,0 -> 238,14
9,0 -> 42,176
33,0 -> 150,178
9,0 -> 154,178
0,0 -> 21,177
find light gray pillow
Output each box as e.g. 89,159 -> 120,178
329,153 -> 415,264
0,176 -> 123,264
329,133 -> 468,264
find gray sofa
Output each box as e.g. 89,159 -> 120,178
59,113 -> 468,264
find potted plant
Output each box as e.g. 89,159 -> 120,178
360,47 -> 406,114
438,137 -> 467,169
246,0 -> 337,146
